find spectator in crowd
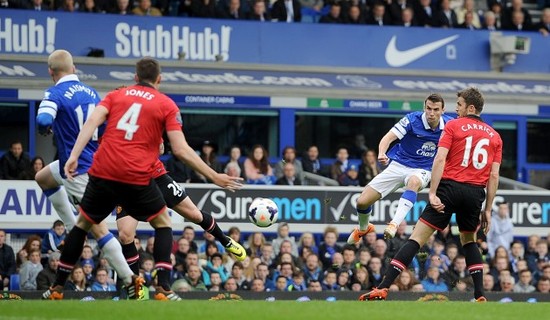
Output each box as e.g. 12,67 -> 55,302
271,0 -> 302,22
17,235 -> 42,271
307,279 -> 323,291
525,234 -> 540,261
396,7 -> 416,27
132,0 -> 162,15
174,263 -> 207,291
81,258 -> 95,284
338,164 -> 360,186
21,156 -> 45,180
445,255 -> 473,291
247,0 -> 270,21
319,3 -> 344,23
1,141 -> 32,180
246,232 -> 266,259
65,265 -> 90,291
0,230 -> 16,290
202,252 -> 229,287
80,0 -> 102,12
349,133 -> 368,159
502,0 -> 532,29
110,0 -> 133,14
298,232 -> 318,257
415,0 -> 436,27
41,220 -> 66,257
190,0 -> 217,18
513,269 -> 535,292
489,2 -> 504,29
346,4 -> 366,24
183,226 -> 199,253
218,0 -> 246,19
276,162 -> 302,185
499,273 -> 515,292
224,145 -> 245,179
37,252 -> 60,290
509,241 -> 525,275
26,0 -> 50,10
330,147 -> 349,181
483,273 -> 495,292
455,0 -> 481,28
288,270 -> 307,291
244,144 -> 275,184
458,10 -> 478,29
90,267 -> 117,291
504,10 -> 530,30
318,226 -> 342,270
188,140 -> 222,182
174,237 -> 191,273
366,2 -> 391,26
487,201 -> 514,258
250,277 -> 265,292
272,222 -> 299,257
230,261 -> 249,289
357,149 -> 381,186
352,266 -> 371,291
435,0 -> 458,28
421,266 -> 448,292
302,145 -> 326,177
482,11 -> 498,30
19,249 -> 43,290
57,0 -> 78,11
537,276 -> 550,293
534,8 -> 550,36
274,146 -> 304,180
207,271 -> 223,291
303,253 -> 323,284
228,226 -> 242,245
368,256 -> 384,287
389,268 -> 418,291
224,276 -> 239,291
527,239 -> 549,272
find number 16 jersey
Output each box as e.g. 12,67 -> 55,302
438,115 -> 503,186
89,83 -> 182,186
38,74 -> 101,178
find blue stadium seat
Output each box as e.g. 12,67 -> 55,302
9,274 -> 20,291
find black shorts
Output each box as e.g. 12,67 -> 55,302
116,173 -> 187,220
81,175 -> 166,223
419,179 -> 486,233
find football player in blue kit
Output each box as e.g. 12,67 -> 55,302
347,93 -> 455,243
34,49 -> 143,299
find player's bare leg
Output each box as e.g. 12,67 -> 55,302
35,163 -> 76,230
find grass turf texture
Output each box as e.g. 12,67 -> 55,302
1,300 -> 548,320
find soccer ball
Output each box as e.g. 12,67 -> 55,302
248,198 -> 279,228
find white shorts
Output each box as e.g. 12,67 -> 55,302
368,161 -> 431,198
49,160 -> 89,206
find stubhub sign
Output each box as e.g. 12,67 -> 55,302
1,9 -> 549,72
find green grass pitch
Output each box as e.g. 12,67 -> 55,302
1,300 -> 548,320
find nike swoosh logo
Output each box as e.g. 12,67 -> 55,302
385,35 -> 459,67
232,251 -> 244,257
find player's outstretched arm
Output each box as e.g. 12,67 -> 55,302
64,105 -> 109,179
428,147 -> 449,213
377,131 -> 398,166
167,130 -> 243,191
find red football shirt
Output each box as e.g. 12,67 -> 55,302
89,84 -> 182,185
152,159 -> 168,179
438,115 -> 503,186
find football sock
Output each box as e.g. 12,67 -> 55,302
153,227 -> 173,291
44,186 -> 76,230
464,242 -> 485,299
391,190 -> 416,225
121,242 -> 140,275
357,206 -> 372,231
98,233 -> 134,285
54,226 -> 87,287
199,211 -> 230,247
378,240 -> 420,289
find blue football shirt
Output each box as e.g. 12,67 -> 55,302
37,74 -> 101,178
386,111 -> 455,171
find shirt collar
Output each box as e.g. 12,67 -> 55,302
421,112 -> 445,130
56,74 -> 79,85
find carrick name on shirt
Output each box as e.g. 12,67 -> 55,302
460,123 -> 495,138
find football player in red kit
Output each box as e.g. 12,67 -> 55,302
43,57 -> 243,301
359,87 -> 502,302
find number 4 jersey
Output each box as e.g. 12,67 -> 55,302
37,74 -> 101,178
89,83 -> 182,186
438,115 -> 503,186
